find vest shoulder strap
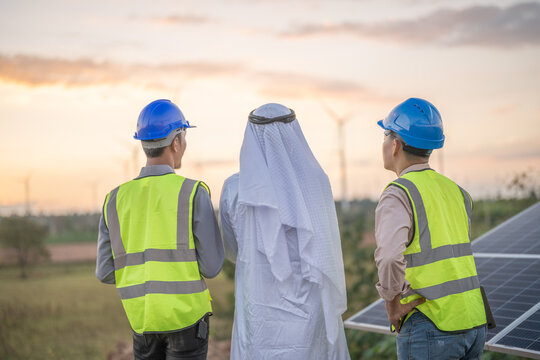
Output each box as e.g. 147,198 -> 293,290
197,181 -> 210,198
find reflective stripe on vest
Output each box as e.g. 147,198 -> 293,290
402,275 -> 479,300
389,170 -> 486,332
107,178 -> 204,298
117,280 -> 207,300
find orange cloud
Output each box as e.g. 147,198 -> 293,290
141,14 -> 211,26
0,54 -> 394,105
0,54 -> 241,89
491,103 -> 518,116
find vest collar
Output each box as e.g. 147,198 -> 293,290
136,165 -> 175,179
399,163 -> 431,177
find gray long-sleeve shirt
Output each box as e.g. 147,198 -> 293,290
374,163 -> 428,301
95,165 -> 224,284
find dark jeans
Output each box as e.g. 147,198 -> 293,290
132,315 -> 210,360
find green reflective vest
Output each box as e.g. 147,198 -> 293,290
104,173 -> 212,334
388,169 -> 486,332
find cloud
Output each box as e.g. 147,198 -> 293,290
491,103 -> 518,116
0,54 -> 241,89
282,2 -> 540,47
0,53 -> 393,105
145,14 -> 210,26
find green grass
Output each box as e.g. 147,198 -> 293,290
45,231 -> 96,244
0,262 -> 235,360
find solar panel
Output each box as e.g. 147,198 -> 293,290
476,257 -> 540,341
346,299 -> 388,334
345,257 -> 540,340
490,305 -> 540,354
472,202 -> 540,255
345,201 -> 540,359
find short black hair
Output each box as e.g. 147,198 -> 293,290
142,133 -> 183,158
143,146 -> 166,158
402,143 -> 432,158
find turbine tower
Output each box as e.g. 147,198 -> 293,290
19,172 -> 32,216
321,101 -> 353,210
131,145 -> 140,177
121,141 -> 142,178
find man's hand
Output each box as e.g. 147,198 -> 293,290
385,294 -> 426,333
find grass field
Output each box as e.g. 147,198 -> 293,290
45,231 -> 96,244
1,199 -> 535,359
0,262 -> 234,360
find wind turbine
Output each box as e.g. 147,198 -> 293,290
130,145 -> 140,177
18,172 -> 32,216
115,157 -> 131,181
121,141 -> 142,178
320,101 -> 353,210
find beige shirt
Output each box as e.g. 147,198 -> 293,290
374,163 -> 431,301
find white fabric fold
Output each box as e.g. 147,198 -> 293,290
237,107 -> 348,345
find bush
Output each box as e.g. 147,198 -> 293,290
0,216 -> 49,279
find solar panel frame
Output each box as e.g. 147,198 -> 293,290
486,302 -> 540,359
475,257 -> 540,341
344,201 -> 540,359
344,299 -> 391,335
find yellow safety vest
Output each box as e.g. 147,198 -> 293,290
104,173 -> 212,334
388,169 -> 486,332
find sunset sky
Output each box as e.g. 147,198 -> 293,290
1,0 -> 539,214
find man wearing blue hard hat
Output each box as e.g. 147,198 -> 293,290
96,99 -> 224,360
374,98 -> 488,359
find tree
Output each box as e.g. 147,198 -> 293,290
0,216 -> 49,279
507,171 -> 538,200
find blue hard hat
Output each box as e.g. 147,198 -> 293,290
377,98 -> 445,150
134,99 -> 195,141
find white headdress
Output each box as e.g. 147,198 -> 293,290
238,103 -> 347,343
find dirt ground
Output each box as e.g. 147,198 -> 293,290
0,243 -> 97,265
107,339 -> 231,360
47,243 -> 97,262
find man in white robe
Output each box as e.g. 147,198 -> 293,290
220,103 -> 350,360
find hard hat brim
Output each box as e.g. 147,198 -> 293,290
377,118 -> 443,149
140,128 -> 186,149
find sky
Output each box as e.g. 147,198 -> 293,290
0,0 -> 539,214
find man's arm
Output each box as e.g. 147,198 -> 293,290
374,186 -> 424,331
193,185 -> 224,279
96,211 -> 115,284
219,175 -> 238,263
385,294 -> 425,332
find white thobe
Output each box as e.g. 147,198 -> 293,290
220,174 -> 350,360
